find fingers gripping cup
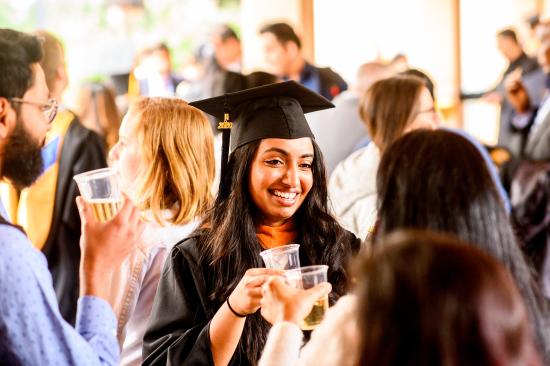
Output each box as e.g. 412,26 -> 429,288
285,265 -> 329,330
74,168 -> 122,222
260,244 -> 301,270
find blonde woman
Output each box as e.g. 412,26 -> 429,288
107,97 -> 215,366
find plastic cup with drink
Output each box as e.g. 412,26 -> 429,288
73,167 -> 122,222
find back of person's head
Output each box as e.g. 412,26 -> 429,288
357,230 -> 542,366
128,97 -> 215,225
214,24 -> 240,42
75,82 -> 120,149
145,42 -> 169,55
259,22 -> 302,49
498,28 -> 519,43
359,75 -> 426,151
375,129 -> 550,360
376,129 -> 508,248
355,62 -> 390,95
0,29 -> 43,99
33,30 -> 65,94
244,71 -> 279,88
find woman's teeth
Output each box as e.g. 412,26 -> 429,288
273,190 -> 297,199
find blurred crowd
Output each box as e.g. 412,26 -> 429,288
1,15 -> 550,366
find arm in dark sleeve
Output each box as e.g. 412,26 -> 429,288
142,241 -> 216,366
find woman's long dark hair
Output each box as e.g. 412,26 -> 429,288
198,138 -> 358,363
375,129 -> 550,363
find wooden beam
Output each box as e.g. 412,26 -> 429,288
454,0 -> 463,128
300,0 -> 315,62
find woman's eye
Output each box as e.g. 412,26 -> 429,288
265,159 -> 283,166
299,162 -> 312,169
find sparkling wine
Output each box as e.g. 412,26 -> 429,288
89,199 -> 122,222
301,294 -> 329,330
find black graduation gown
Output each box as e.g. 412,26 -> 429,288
142,232 -> 227,365
143,230 -> 360,365
41,117 -> 107,324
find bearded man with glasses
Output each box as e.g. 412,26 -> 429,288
1,30 -> 108,327
0,28 -> 143,365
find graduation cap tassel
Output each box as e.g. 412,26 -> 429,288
218,97 -> 233,195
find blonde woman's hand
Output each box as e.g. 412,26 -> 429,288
227,268 -> 284,316
260,276 -> 332,325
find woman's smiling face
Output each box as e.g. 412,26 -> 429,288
248,137 -> 314,226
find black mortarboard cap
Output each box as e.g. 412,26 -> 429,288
190,80 -> 334,193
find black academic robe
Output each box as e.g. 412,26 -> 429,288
142,229 -> 360,365
41,117 -> 107,324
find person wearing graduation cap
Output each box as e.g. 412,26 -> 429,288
142,81 -> 361,365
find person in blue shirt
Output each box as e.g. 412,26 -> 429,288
0,28 -> 144,365
259,22 -> 347,101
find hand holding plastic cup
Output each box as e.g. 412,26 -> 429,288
73,168 -> 122,222
260,244 -> 301,270
285,265 -> 329,330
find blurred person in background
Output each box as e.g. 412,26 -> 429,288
107,97 -> 215,366
258,231 -> 543,366
259,22 -> 347,101
461,28 -> 545,157
134,43 -> 183,97
503,26 -> 550,297
75,82 -> 121,151
0,30 -> 107,325
388,53 -> 409,74
307,61 -> 392,173
505,36 -> 550,161
329,75 -> 439,240
211,24 -> 242,72
178,26 -> 246,109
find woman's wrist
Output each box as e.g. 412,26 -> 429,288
226,297 -> 247,318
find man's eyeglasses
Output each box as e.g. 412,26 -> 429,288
8,98 -> 58,124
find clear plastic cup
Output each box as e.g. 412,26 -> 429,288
260,244 -> 301,270
73,168 -> 122,222
285,265 -> 329,330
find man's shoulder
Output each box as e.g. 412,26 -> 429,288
0,224 -> 44,277
316,66 -> 348,98
0,222 -> 30,248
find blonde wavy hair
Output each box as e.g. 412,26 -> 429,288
128,97 -> 215,226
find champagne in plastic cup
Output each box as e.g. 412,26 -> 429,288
285,265 -> 329,330
74,168 -> 122,222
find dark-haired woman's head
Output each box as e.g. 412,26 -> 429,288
375,129 -> 550,361
357,230 -> 541,366
376,129 -> 508,252
359,75 -> 439,152
215,136 -> 330,232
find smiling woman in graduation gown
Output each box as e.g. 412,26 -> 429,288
142,81 -> 361,365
